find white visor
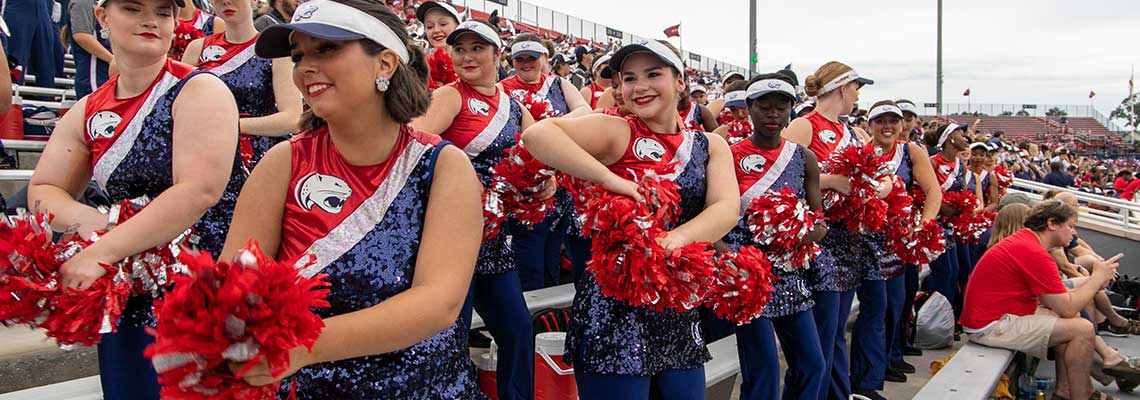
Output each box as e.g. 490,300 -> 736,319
746,79 -> 797,101
819,69 -> 874,95
723,71 -> 745,84
937,122 -> 967,148
867,104 -> 903,121
610,39 -> 685,75
446,20 -> 502,48
723,90 -> 747,108
897,101 -> 920,116
256,0 -> 409,63
969,142 -> 990,151
510,41 -> 548,59
690,85 -> 707,94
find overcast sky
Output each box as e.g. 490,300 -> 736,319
522,0 -> 1139,116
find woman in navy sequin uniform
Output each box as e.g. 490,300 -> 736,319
224,1 -> 484,397
180,0 -> 302,171
720,72 -> 828,400
849,101 -> 942,398
922,123 -> 971,316
412,19 -> 539,400
499,33 -> 591,291
782,61 -> 876,400
27,0 -> 245,397
522,40 -> 739,400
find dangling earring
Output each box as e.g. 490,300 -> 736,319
100,27 -> 110,39
375,76 -> 390,92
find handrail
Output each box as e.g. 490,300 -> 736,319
1009,178 -> 1140,236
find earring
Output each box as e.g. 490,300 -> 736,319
100,27 -> 110,39
375,76 -> 390,92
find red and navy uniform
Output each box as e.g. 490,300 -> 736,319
170,9 -> 216,60
801,110 -> 855,163
586,81 -> 605,109
197,32 -> 286,170
566,115 -> 712,382
500,74 -> 570,118
276,126 -> 482,398
82,58 -> 246,400
679,102 -> 704,131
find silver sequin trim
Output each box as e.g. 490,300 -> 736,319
207,44 -> 258,76
93,72 -> 181,191
739,140 -> 797,214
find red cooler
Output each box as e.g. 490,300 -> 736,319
534,332 -> 577,400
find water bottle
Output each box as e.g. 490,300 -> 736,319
1018,374 -> 1036,400
1034,390 -> 1047,400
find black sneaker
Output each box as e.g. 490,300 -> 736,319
884,368 -> 907,383
902,346 -> 923,356
853,389 -> 889,400
891,360 -> 917,374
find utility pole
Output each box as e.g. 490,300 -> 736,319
749,0 -> 757,76
936,0 -> 943,115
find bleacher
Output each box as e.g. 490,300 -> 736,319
923,115 -> 1138,154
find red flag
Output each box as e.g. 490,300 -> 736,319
1089,91 -> 1096,99
664,24 -> 680,38
962,88 -> 970,96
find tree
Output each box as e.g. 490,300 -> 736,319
1045,107 -> 1068,117
1110,94 -> 1140,131
1016,110 -> 1030,116
1000,111 -> 1014,116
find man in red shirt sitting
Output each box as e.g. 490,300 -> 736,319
961,200 -> 1122,400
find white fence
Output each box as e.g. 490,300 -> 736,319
1008,178 -> 1140,240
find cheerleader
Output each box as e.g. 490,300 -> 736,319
180,0 -> 302,170
27,0 -> 245,397
219,2 -> 484,397
679,81 -> 718,132
170,0 -> 224,60
922,123 -> 971,312
706,70 -> 746,118
416,1 -> 461,90
411,19 -> 538,400
893,98 -> 926,358
849,101 -> 941,399
722,72 -> 827,400
710,80 -> 751,145
579,53 -> 613,110
499,33 -> 589,291
521,40 -> 738,400
781,61 -> 878,400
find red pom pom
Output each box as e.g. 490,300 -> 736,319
515,91 -> 563,121
705,246 -> 778,325
940,191 -> 991,245
716,108 -> 735,125
39,265 -> 131,346
0,213 -> 59,325
481,189 -> 506,241
487,142 -> 557,232
724,119 -> 752,145
744,187 -> 821,270
993,166 -> 1013,191
428,50 -> 457,91
889,219 -> 947,266
147,240 -> 330,399
821,145 -> 890,233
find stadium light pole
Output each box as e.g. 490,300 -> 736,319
936,0 -> 943,115
749,0 -> 757,76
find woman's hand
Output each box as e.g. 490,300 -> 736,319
822,174 -> 851,195
60,248 -> 116,290
536,176 -> 558,200
875,177 -> 894,199
600,173 -> 643,202
939,203 -> 960,218
801,222 -> 829,244
656,230 -> 692,256
231,346 -> 314,387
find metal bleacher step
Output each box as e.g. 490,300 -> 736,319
21,77 -> 75,89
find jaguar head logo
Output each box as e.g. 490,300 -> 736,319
633,137 -> 666,162
294,172 -> 351,214
739,154 -> 766,173
200,45 -> 226,62
820,129 -> 837,144
293,4 -> 318,21
468,98 -> 490,116
939,164 -> 952,175
86,111 -> 122,140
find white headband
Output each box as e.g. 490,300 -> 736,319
820,70 -> 863,95
867,104 -> 903,121
746,78 -> 797,100
510,41 -> 548,57
288,0 -> 409,63
937,123 -> 967,148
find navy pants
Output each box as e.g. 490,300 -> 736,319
953,241 -> 973,318
737,310 -> 826,400
459,271 -> 534,400
812,289 -> 855,400
886,273 -> 908,366
577,366 -> 705,400
511,215 -> 566,291
3,0 -> 61,88
851,279 -> 888,391
98,301 -> 160,399
565,233 -> 591,283
898,264 -> 920,352
926,241 -> 959,306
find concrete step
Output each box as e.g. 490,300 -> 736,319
0,327 -> 98,394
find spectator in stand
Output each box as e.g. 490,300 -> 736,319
961,201 -> 1124,400
1044,161 -> 1075,188
568,45 -> 596,89
69,0 -> 114,99
1122,175 -> 1140,202
1113,170 -> 1133,197
3,0 -> 63,88
253,0 -> 296,30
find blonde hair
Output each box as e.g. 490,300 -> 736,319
988,203 -> 1031,247
804,61 -> 854,97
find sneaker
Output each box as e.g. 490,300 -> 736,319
891,360 -> 917,374
853,390 -> 889,400
884,368 -> 908,383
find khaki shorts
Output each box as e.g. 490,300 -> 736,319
967,307 -> 1058,359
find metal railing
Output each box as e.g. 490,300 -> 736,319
1009,178 -> 1140,238
457,0 -> 748,76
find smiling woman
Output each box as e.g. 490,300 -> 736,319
27,0 -> 245,397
